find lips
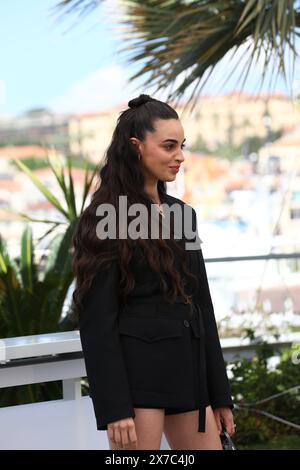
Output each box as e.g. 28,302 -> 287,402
168,166 -> 180,170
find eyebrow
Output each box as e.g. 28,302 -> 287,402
162,138 -> 186,144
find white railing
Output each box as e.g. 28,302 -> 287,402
1,330 -> 299,391
0,331 -> 83,396
0,330 -> 299,449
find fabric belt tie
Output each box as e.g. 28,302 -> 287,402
191,302 -> 207,433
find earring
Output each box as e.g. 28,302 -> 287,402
138,153 -> 141,160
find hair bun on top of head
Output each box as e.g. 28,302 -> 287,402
128,94 -> 154,109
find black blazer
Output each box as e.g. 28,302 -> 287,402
79,193 -> 234,432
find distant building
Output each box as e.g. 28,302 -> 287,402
259,128 -> 300,174
258,127 -> 300,238
68,108 -> 117,163
0,108 -> 71,154
182,151 -> 254,216
178,91 -> 300,151
68,92 -> 300,163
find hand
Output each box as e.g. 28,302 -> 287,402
213,407 -> 236,437
107,417 -> 138,450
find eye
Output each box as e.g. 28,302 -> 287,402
165,143 -> 186,150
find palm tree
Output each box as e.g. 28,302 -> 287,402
2,152 -> 98,330
53,0 -> 300,112
0,153 -> 98,407
0,224 -> 77,339
0,224 -> 78,407
7,152 -> 98,240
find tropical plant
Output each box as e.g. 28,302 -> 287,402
4,152 -> 98,241
0,224 -> 77,338
54,0 -> 300,111
230,340 -> 300,446
0,152 -> 99,406
0,223 -> 80,407
1,151 -> 99,331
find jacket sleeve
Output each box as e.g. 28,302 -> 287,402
192,208 -> 234,411
79,259 -> 136,430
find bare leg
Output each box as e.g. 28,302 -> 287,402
163,405 -> 223,450
107,408 -> 165,450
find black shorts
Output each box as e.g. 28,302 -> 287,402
164,406 -> 199,415
133,406 -> 200,415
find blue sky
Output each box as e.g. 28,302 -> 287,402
0,0 -> 298,117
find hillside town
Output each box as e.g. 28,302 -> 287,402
1,91 -> 300,338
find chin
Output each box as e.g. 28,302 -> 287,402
160,174 -> 177,182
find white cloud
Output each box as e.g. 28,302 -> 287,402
51,64 -> 147,113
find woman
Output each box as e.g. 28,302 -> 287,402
72,94 -> 235,450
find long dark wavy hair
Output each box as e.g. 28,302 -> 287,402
72,93 -> 198,319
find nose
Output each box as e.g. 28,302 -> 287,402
175,148 -> 185,164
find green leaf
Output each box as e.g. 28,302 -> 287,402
55,0 -> 300,109
13,158 -> 69,219
20,225 -> 34,293
67,154 -> 77,218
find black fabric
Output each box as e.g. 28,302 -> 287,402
79,193 -> 234,432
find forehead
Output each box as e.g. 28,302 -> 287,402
148,118 -> 184,141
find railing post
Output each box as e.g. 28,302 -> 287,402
62,378 -> 82,401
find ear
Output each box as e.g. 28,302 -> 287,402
129,137 -> 138,145
129,137 -> 141,154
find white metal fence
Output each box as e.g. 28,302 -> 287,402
0,330 -> 299,449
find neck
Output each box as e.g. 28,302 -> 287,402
144,181 -> 160,205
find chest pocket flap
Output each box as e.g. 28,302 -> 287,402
118,316 -> 183,342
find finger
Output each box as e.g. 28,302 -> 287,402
129,425 -> 138,447
114,428 -> 122,448
107,427 -> 116,445
123,440 -> 137,450
121,427 -> 137,451
229,420 -> 236,436
214,415 -> 222,434
224,417 -> 235,436
120,427 -> 129,449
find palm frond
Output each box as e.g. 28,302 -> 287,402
1,207 -> 63,225
13,158 -> 70,219
13,152 -> 97,224
0,236 -> 24,335
20,226 -> 35,294
50,0 -> 103,33
79,157 -> 99,214
54,0 -> 101,17
116,0 -> 300,112
56,0 -> 300,113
